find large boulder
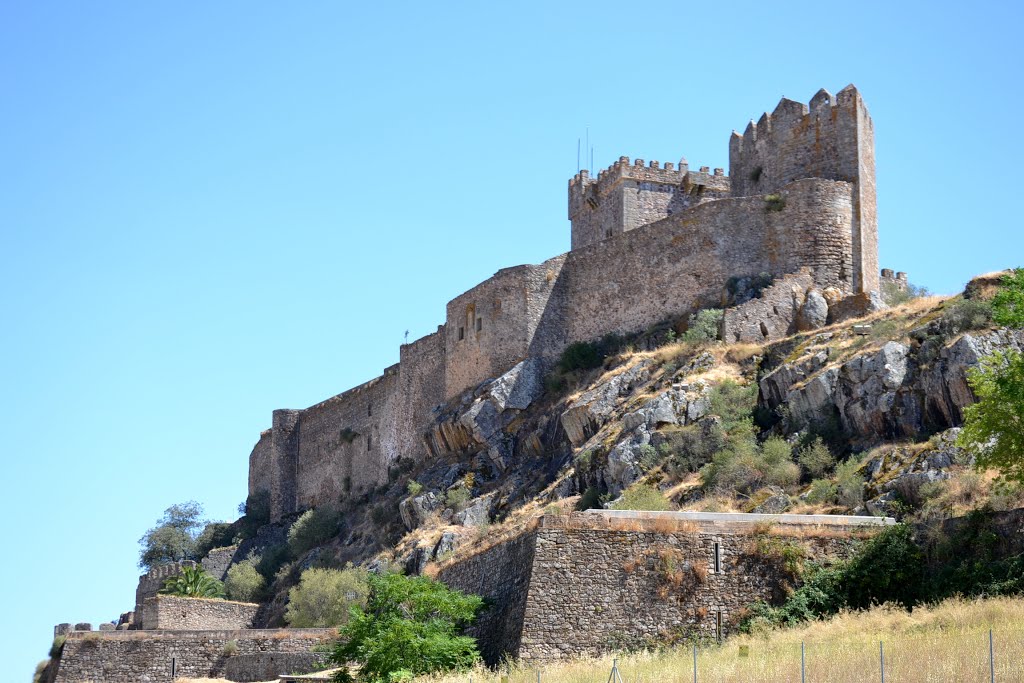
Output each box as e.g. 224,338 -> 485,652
399,491 -> 442,531
561,360 -> 653,446
797,289 -> 829,331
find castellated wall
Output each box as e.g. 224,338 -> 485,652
141,595 -> 258,631
52,628 -> 333,683
569,158 -> 730,251
729,85 -> 876,293
438,512 -> 887,664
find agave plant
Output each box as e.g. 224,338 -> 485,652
159,565 -> 225,599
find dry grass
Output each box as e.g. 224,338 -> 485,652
420,596 -> 1024,683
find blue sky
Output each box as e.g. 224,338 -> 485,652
3,0 -> 1023,675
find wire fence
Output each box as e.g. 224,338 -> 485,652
475,629 -> 1017,683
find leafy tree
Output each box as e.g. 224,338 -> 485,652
331,572 -> 483,683
225,561 -> 266,602
285,566 -> 370,627
138,501 -> 205,570
958,350 -> 1024,482
159,564 -> 225,599
992,268 -> 1024,328
288,506 -> 342,558
194,521 -> 235,559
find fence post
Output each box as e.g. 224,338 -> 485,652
879,641 -> 885,683
990,629 -> 995,683
801,641 -> 806,683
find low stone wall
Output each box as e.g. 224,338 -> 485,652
142,595 -> 259,630
52,628 -> 334,683
224,652 -> 330,682
438,511 -> 890,663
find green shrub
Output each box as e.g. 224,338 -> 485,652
194,522 -> 235,560
222,639 -> 239,656
556,334 -> 624,373
834,460 -> 864,507
49,636 -> 65,659
700,430 -> 798,493
576,486 -> 602,511
225,561 -> 266,602
406,480 -> 423,496
610,483 -> 672,511
709,380 -> 757,429
285,566 -> 370,628
797,438 -> 835,479
992,268 -> 1024,328
637,443 -> 660,470
288,507 -> 342,558
764,193 -> 786,212
958,350 -> 1024,482
255,543 -> 289,583
806,479 -> 838,504
159,564 -> 224,599
882,280 -> 930,307
445,486 -> 471,512
939,296 -> 993,338
330,572 -> 483,683
656,424 -> 723,476
682,309 -> 723,343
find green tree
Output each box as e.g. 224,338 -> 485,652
138,501 -> 205,570
682,308 -> 723,343
331,572 -> 483,683
159,564 -> 225,599
797,438 -> 836,479
958,350 -> 1024,482
992,268 -> 1024,328
285,566 -> 370,627
225,561 -> 266,602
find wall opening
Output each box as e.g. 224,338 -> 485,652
713,542 -> 721,574
716,610 -> 723,642
458,327 -> 465,341
367,434 -> 372,451
367,403 -> 372,417
476,317 -> 482,332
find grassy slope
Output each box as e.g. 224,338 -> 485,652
422,596 -> 1024,683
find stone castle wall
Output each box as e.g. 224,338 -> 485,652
133,561 -> 196,627
141,596 -> 258,631
52,628 -> 333,683
252,86 -> 878,522
437,512 -> 888,663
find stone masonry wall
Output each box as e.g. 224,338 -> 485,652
721,270 -> 816,343
436,529 -> 537,665
729,85 -> 876,293
52,628 -> 333,683
252,87 -> 876,523
133,562 -> 195,627
438,513 -> 882,663
141,596 -> 258,631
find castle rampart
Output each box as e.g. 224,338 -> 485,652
251,86 -> 880,522
438,511 -> 893,663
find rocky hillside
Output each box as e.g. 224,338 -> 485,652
226,273 -> 1023,626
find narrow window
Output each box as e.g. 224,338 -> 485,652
458,327 -> 464,341
714,542 -> 721,574
367,434 -> 372,451
716,610 -> 723,642
367,403 -> 372,417
476,317 -> 482,332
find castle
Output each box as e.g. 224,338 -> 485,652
250,84 -> 880,523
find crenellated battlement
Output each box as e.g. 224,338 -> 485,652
569,154 -> 729,250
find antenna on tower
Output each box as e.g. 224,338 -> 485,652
586,127 -> 589,171
577,138 -> 581,174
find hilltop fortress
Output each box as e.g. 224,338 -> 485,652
250,85 -> 881,523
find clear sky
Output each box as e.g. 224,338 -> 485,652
3,0 -> 1023,676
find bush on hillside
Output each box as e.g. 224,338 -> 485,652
225,561 -> 266,602
797,438 -> 836,479
288,506 -> 342,558
682,309 -> 723,343
194,521 -> 235,560
991,267 -> 1024,328
610,483 -> 672,511
285,566 -> 370,628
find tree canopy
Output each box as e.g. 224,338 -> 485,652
992,268 -> 1024,329
138,501 -> 205,570
958,350 -> 1024,482
331,572 -> 483,683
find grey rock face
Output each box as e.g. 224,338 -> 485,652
604,426 -> 653,497
751,486 -> 791,514
399,491 -> 442,531
797,289 -> 829,331
561,361 -> 653,446
453,492 -> 497,527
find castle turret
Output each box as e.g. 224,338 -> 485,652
729,85 -> 878,293
568,157 -> 729,250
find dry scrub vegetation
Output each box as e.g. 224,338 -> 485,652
420,596 -> 1024,683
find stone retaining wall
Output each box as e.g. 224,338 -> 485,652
52,628 -> 334,683
142,595 -> 259,630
